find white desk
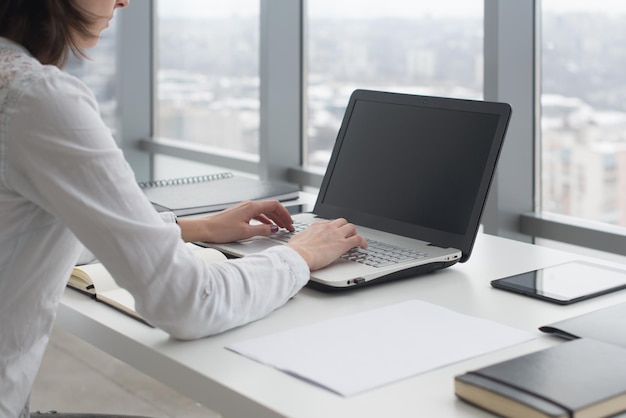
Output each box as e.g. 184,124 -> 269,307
57,233 -> 626,417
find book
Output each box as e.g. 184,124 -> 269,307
539,302 -> 626,349
454,338 -> 626,418
138,172 -> 300,216
67,245 -> 227,326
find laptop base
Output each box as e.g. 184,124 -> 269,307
306,260 -> 459,292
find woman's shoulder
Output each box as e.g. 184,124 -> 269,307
0,42 -> 43,91
0,40 -> 86,102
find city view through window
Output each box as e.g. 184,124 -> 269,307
155,1 -> 484,166
65,18 -> 118,134
541,1 -> 626,227
304,2 -> 483,168
157,0 -> 260,159
73,1 -> 626,230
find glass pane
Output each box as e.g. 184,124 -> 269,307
65,18 -> 119,133
156,0 -> 260,159
541,1 -> 626,225
305,1 -> 484,169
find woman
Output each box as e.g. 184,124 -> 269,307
0,1 -> 366,416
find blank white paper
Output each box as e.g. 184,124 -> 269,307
226,300 -> 535,396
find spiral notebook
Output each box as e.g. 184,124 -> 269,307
140,172 -> 300,216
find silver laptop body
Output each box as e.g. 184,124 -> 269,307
200,89 -> 511,290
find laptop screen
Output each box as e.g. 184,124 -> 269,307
314,90 -> 511,261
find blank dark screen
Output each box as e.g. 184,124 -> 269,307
320,99 -> 500,235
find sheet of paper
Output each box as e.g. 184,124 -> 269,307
227,300 -> 535,396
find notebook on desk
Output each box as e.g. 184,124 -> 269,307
199,89 -> 511,290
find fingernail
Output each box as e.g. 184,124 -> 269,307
270,225 -> 279,233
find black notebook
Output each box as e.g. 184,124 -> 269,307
455,338 -> 626,418
139,172 -> 300,216
539,302 -> 626,349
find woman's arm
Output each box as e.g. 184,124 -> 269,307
8,68 -> 310,339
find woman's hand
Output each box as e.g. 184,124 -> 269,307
177,201 -> 367,272
287,218 -> 367,271
177,200 -> 295,243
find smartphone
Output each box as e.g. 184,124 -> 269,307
491,260 -> 626,305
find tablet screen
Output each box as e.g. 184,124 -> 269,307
491,260 -> 626,304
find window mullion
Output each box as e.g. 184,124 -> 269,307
259,0 -> 304,182
482,0 -> 537,242
117,0 -> 154,182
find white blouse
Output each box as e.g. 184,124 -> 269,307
0,37 -> 309,417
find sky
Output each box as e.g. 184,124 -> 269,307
157,0 -> 626,19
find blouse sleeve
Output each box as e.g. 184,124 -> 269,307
6,67 -> 309,339
76,211 -> 179,265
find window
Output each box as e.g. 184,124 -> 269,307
155,0 -> 260,163
305,1 -> 484,169
66,18 -> 118,132
118,1 -> 626,257
541,1 -> 626,226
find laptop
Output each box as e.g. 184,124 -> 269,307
200,89 -> 511,290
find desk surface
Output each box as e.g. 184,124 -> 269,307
57,232 -> 626,418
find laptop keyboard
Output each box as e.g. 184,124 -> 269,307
269,222 -> 428,268
341,241 -> 428,267
269,222 -> 308,243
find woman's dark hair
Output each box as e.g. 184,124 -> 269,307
0,0 -> 97,67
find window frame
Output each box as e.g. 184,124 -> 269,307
122,0 -> 626,256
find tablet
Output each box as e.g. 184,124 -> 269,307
491,260 -> 626,305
